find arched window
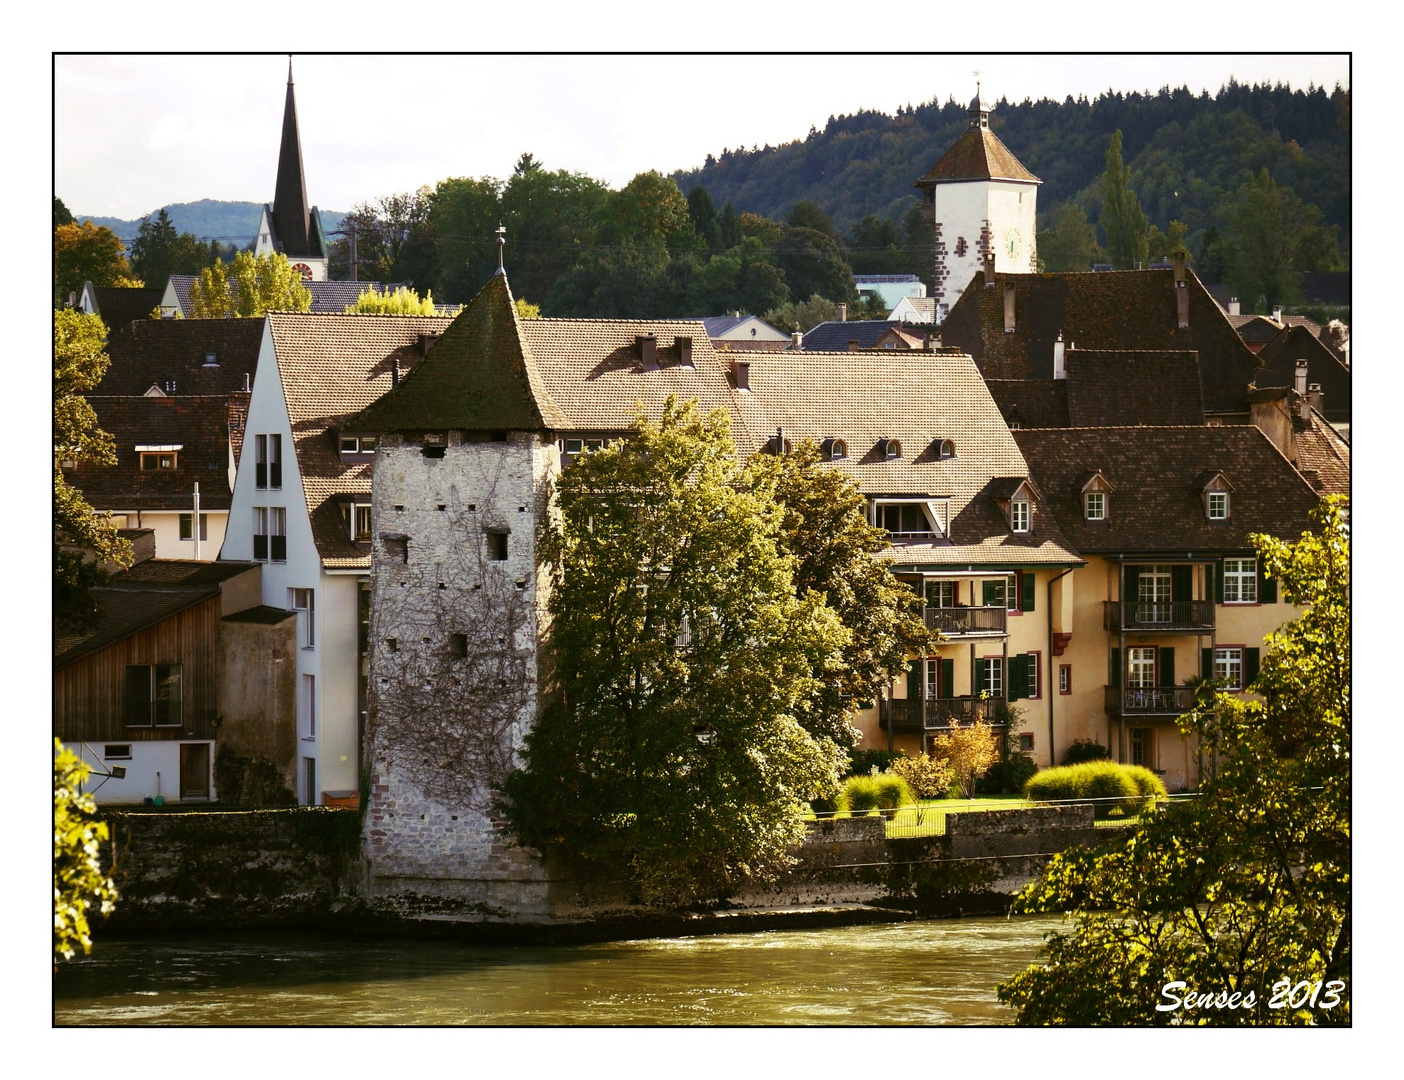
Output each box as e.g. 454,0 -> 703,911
821,438 -> 848,461
882,438 -> 902,460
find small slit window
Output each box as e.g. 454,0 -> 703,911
448,633 -> 468,659
486,531 -> 509,561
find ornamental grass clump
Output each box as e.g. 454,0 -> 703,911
836,773 -> 914,816
1023,761 -> 1166,818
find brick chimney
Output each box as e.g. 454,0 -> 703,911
983,251 -> 996,287
676,335 -> 693,368
638,334 -> 658,371
1053,333 -> 1066,379
836,303 -> 847,322
1003,282 -> 1016,333
731,359 -> 750,390
1173,252 -> 1189,328
791,331 -> 803,351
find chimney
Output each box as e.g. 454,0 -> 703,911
983,251 -> 996,287
1272,305 -> 1284,324
848,339 -> 860,352
419,333 -> 440,355
243,372 -> 251,392
1003,282 -> 1016,333
1294,359 -> 1308,397
1053,333 -> 1066,380
731,359 -> 750,390
836,303 -> 847,322
638,334 -> 658,371
392,357 -> 400,387
791,330 -> 803,351
1228,296 -> 1240,317
1307,383 -> 1324,418
1172,250 -> 1186,283
676,335 -> 693,368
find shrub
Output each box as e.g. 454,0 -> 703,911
888,752 -> 954,799
845,749 -> 902,778
837,774 -> 882,815
991,754 -> 1039,794
810,796 -> 838,816
929,720 -> 999,798
873,774 -> 915,811
1060,738 -> 1110,766
1024,761 -> 1163,818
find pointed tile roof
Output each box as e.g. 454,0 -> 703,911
269,64 -> 320,259
914,127 -> 1040,186
347,273 -> 564,433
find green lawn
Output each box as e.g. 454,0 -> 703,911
810,794 -> 1149,838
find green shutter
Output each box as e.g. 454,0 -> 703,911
1110,647 -> 1121,688
1213,560 -> 1224,603
908,660 -> 923,700
1159,646 -> 1175,687
1258,563 -> 1278,604
983,580 -> 1000,607
1202,647 -> 1214,680
941,658 -> 954,698
975,658 -> 985,693
1172,565 -> 1193,603
1124,566 -> 1142,603
1022,572 -> 1036,612
1008,654 -> 1028,700
1245,647 -> 1261,686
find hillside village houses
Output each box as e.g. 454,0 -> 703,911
58,73 -> 1344,859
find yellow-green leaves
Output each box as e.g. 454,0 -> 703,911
54,740 -> 117,961
189,252 -> 312,318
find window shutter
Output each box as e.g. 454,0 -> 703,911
983,580 -> 1000,607
271,535 -> 287,561
908,660 -> 922,700
1172,565 -> 1193,603
1245,647 -> 1261,686
1201,647 -> 1214,681
1213,560 -> 1224,603
941,658 -> 954,698
1008,654 -> 1028,700
1110,647 -> 1121,688
975,659 -> 985,693
253,534 -> 268,561
1159,646 -> 1175,687
1258,564 -> 1278,604
1022,572 -> 1036,612
1124,566 -> 1142,603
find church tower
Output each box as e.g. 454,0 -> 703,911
254,61 -> 328,281
914,88 -> 1040,322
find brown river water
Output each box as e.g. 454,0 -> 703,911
53,914 -> 1066,1026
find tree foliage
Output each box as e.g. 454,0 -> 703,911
498,400 -> 859,904
929,720 -> 999,799
764,294 -> 840,335
54,221 -> 141,307
344,284 -> 439,315
54,739 -> 118,960
188,251 -> 312,318
129,208 -> 212,285
1038,203 -> 1104,272
1100,130 -> 1150,270
997,498 -> 1350,1026
54,310 -> 131,637
1222,169 -> 1340,310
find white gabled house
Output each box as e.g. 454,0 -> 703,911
222,311 -> 452,803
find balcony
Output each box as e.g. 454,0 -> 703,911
1104,685 -> 1198,717
1104,600 -> 1215,632
923,605 -> 1007,637
880,696 -> 1007,733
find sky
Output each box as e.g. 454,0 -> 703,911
55,53 -> 1351,223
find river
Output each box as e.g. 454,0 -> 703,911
53,914 -> 1065,1025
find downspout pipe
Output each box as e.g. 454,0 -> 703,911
1046,567 -> 1076,767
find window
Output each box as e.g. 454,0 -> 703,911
924,658 -> 940,699
1018,733 -> 1035,752
982,577 -> 1018,611
1128,647 -> 1156,689
253,507 -> 268,561
124,664 -> 182,727
270,507 -> 286,561
302,674 -> 316,738
822,438 -> 848,461
980,657 -> 1003,696
1011,500 -> 1030,532
304,756 -> 317,806
179,513 -> 209,542
290,588 -> 315,648
883,438 -> 902,460
925,580 -> 955,608
1223,558 -> 1257,604
1059,664 -> 1072,695
1084,492 -> 1105,520
1025,651 -> 1040,699
1208,492 -> 1228,520
1130,728 -> 1148,768
340,435 -> 376,454
937,439 -> 956,460
341,501 -> 372,542
1138,565 -> 1172,623
486,531 -> 509,561
255,434 -> 282,489
449,633 -> 468,659
104,744 -> 132,759
1214,647 -> 1244,690
877,503 -> 932,537
140,451 -> 177,471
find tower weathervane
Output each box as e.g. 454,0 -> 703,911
495,224 -> 507,274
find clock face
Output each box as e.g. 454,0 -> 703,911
292,262 -> 314,281
1004,228 -> 1022,261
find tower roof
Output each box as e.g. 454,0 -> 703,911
914,125 -> 1041,187
269,62 -> 320,259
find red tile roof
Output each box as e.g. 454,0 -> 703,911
914,127 -> 1041,186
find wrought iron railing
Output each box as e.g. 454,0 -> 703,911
1104,685 -> 1199,716
880,696 -> 1007,732
923,605 -> 1007,636
1104,600 -> 1215,631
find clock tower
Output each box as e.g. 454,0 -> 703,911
914,88 -> 1040,322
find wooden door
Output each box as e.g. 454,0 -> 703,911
179,743 -> 210,800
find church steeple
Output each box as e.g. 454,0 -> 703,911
272,59 -> 313,258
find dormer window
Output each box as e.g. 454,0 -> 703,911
340,436 -> 376,455
1197,471 -> 1235,523
1208,492 -> 1228,520
937,439 -> 956,460
1011,500 -> 1031,532
821,438 -> 848,461
882,438 -> 903,460
871,498 -> 948,540
138,446 -> 181,471
1084,492 -> 1105,521
340,500 -> 372,543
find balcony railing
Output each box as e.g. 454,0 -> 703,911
1104,685 -> 1198,717
923,605 -> 1007,636
880,696 -> 1007,733
1104,600 -> 1215,632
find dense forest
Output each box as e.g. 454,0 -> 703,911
64,81 -> 1348,323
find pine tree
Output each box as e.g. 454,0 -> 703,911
1098,130 -> 1149,270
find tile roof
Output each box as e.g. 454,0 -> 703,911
165,275 -> 402,316
89,287 -> 165,335
97,318 -> 265,396
1064,350 -> 1205,427
264,310 -> 456,569
892,297 -> 937,322
1252,325 -> 1351,422
939,268 -> 1259,414
1292,408 -> 1351,497
113,559 -> 259,589
802,320 -> 923,351
984,379 -> 1070,429
1012,426 -> 1321,555
731,351 -> 1081,568
914,127 -> 1041,185
68,395 -> 246,511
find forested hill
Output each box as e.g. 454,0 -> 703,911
672,81 -> 1350,261
77,199 -> 346,248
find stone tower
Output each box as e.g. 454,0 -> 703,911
914,88 -> 1040,322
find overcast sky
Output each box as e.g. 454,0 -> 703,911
55,54 -> 1350,223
